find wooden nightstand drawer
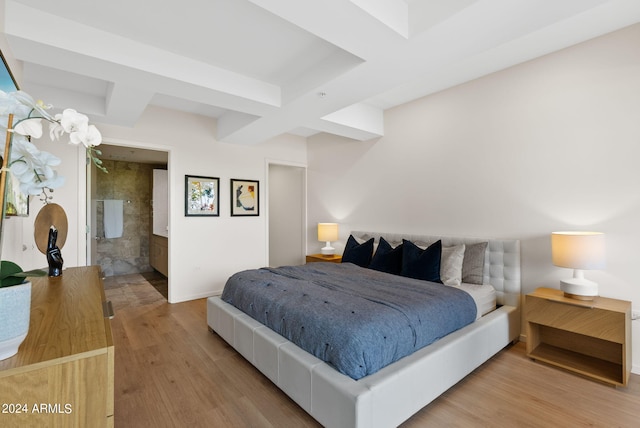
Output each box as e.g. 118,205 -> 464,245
526,295 -> 626,343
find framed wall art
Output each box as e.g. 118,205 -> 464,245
230,179 -> 259,216
1,49 -> 25,216
0,48 -> 19,92
185,175 -> 219,216
4,171 -> 28,216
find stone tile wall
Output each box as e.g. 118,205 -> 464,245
96,160 -> 156,276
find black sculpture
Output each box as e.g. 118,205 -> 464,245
47,225 -> 63,277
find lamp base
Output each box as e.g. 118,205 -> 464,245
321,242 -> 335,255
562,292 -> 596,301
560,277 -> 598,301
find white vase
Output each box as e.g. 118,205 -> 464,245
0,281 -> 31,360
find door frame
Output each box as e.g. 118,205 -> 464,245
83,141 -> 171,287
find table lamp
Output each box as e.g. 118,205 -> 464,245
551,231 -> 605,300
318,223 -> 339,255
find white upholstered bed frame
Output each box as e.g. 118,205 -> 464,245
207,232 -> 521,427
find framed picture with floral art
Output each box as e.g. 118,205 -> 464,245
230,179 -> 259,216
185,175 -> 219,216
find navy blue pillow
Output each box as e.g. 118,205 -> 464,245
341,235 -> 374,267
400,239 -> 442,283
369,237 -> 403,275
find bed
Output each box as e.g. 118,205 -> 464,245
207,231 -> 521,427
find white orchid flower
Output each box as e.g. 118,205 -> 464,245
49,114 -> 65,140
9,137 -> 43,172
36,151 -> 62,168
10,161 -> 37,188
8,134 -> 39,160
1,90 -> 106,196
21,173 -> 65,195
70,124 -> 102,148
7,136 -> 64,194
60,109 -> 89,134
0,90 -> 29,118
11,91 -> 54,120
13,118 -> 44,138
0,90 -> 17,116
85,124 -> 102,146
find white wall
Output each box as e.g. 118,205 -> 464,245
307,24 -> 640,374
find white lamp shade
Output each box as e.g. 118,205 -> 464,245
551,231 -> 605,270
317,223 -> 339,242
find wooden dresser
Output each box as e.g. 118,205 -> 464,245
0,266 -> 115,427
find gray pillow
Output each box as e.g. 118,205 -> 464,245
462,242 -> 487,284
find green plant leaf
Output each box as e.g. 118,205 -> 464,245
0,261 -> 46,288
0,260 -> 23,280
13,269 -> 47,277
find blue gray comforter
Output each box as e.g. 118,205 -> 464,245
221,262 -> 477,380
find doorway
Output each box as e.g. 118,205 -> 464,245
87,144 -> 169,281
268,163 -> 306,267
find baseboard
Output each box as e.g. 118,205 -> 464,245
169,289 -> 222,304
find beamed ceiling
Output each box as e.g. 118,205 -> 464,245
3,0 -> 640,145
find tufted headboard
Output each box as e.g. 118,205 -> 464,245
351,231 -> 521,308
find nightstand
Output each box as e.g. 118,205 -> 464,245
306,254 -> 342,263
525,287 -> 631,387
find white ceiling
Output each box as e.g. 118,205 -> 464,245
3,0 -> 640,145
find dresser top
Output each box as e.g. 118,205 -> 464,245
0,266 -> 112,373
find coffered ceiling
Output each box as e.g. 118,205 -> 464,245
3,0 -> 640,144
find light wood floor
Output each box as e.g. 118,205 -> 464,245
104,273 -> 640,427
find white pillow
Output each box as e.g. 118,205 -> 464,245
441,244 -> 465,286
